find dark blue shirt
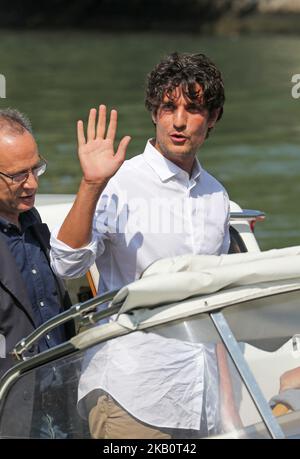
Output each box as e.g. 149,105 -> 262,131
0,211 -> 66,352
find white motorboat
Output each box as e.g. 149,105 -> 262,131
1,196 -> 299,439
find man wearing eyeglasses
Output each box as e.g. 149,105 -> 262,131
0,108 -> 73,377
0,108 -> 76,438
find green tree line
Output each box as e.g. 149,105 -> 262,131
0,0 -> 238,30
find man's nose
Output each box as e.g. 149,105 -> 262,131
23,171 -> 38,188
173,108 -> 187,130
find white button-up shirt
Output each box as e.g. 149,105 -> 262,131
50,140 -> 230,292
50,140 -> 230,432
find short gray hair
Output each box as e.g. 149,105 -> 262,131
0,108 -> 32,135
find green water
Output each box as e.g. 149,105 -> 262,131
0,31 -> 300,250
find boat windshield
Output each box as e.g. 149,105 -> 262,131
0,289 -> 300,439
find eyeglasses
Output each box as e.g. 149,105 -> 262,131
0,157 -> 47,184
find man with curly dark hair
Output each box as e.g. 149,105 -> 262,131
51,52 -> 230,438
144,52 -> 224,171
146,52 -> 224,127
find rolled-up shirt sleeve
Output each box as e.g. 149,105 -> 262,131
50,184 -> 117,279
50,227 -> 102,279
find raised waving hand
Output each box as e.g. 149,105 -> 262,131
77,105 -> 131,184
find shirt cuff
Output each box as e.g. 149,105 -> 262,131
50,226 -> 98,252
50,226 -> 98,279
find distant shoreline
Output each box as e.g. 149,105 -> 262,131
213,12 -> 300,36
1,6 -> 300,36
0,12 -> 300,36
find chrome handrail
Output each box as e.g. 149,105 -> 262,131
12,289 -> 120,361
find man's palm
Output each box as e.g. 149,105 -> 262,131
77,105 -> 131,184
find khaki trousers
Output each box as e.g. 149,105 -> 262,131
88,394 -> 171,439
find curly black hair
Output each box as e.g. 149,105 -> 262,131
145,52 -> 225,123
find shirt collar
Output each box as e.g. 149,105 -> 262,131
142,139 -> 202,183
0,210 -> 36,233
0,215 -> 11,231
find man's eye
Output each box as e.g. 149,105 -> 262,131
161,103 -> 174,111
187,105 -> 203,114
12,172 -> 28,182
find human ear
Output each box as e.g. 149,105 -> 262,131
151,112 -> 157,125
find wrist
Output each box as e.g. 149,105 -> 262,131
81,176 -> 109,188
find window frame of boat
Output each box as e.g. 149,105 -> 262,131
210,310 -> 285,438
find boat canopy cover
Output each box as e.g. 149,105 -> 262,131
71,246 -> 300,350
113,246 -> 300,313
